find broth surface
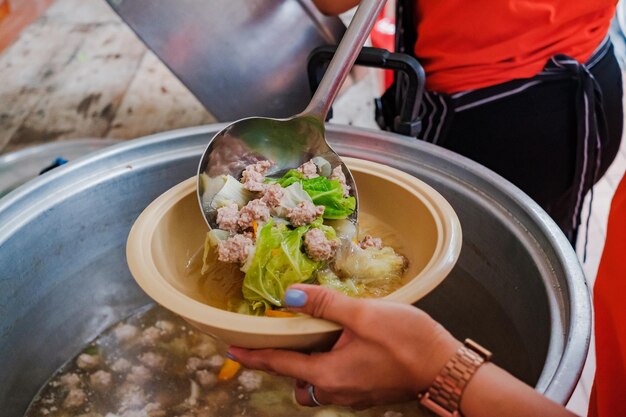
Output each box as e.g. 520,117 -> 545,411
25,305 -> 425,417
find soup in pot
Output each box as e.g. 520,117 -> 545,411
25,305 -> 425,417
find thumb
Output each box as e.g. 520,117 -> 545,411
283,284 -> 366,327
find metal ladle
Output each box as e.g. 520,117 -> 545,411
197,0 -> 385,229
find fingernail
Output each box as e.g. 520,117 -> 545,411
226,350 -> 237,361
284,289 -> 307,307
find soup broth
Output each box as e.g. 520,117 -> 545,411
186,211 -> 408,311
25,305 -> 425,417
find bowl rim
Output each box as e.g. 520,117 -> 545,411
126,157 -> 462,337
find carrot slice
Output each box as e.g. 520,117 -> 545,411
218,358 -> 241,381
265,310 -> 295,318
252,220 -> 258,235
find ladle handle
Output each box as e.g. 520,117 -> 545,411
301,0 -> 386,121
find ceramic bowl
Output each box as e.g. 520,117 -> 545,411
126,157 -> 461,349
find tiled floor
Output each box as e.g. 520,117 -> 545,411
0,0 -> 214,153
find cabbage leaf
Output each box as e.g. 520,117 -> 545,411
272,182 -> 313,218
201,230 -> 229,275
325,218 -> 357,241
268,170 -> 356,220
210,175 -> 255,209
333,242 -> 407,297
269,169 -> 304,188
302,175 -> 355,219
241,220 -> 322,313
316,268 -> 359,297
311,156 -> 332,177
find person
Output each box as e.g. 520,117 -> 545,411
588,171 -> 626,417
227,3 -> 626,414
228,284 -> 577,416
230,171 -> 626,417
312,0 -> 623,244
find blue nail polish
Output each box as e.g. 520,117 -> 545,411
226,352 -> 237,361
284,289 -> 307,307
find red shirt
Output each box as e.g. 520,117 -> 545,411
589,171 -> 626,417
414,0 -> 617,93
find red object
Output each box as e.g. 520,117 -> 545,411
370,10 -> 395,93
413,0 -> 616,93
588,170 -> 626,417
0,1 -> 10,22
0,0 -> 56,53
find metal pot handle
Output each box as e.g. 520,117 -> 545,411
307,46 -> 425,137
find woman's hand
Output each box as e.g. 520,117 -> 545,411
227,284 -> 461,409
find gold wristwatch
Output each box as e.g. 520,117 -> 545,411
418,338 -> 492,417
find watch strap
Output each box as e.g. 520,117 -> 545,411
419,338 -> 492,417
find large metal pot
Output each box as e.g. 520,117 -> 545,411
0,139 -> 119,199
0,124 -> 589,416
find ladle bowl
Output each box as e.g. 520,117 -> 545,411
197,0 -> 386,229
197,115 -> 358,227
